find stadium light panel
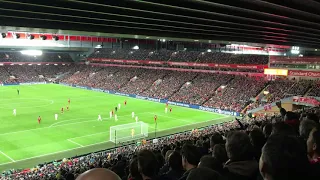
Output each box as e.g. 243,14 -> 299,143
14,33 -> 20,39
40,35 -> 47,40
207,49 -> 212,52
27,34 -> 35,40
20,50 -> 43,56
52,36 -> 59,41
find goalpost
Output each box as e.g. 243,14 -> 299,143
110,121 -> 148,144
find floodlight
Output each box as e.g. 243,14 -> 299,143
20,50 -> 43,56
132,45 -> 139,50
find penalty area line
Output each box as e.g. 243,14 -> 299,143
67,139 -> 84,147
0,150 -> 15,162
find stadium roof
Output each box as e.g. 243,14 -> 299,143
1,0 -> 320,49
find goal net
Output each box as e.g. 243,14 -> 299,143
110,121 -> 148,143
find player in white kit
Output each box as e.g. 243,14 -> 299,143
132,112 -> 135,118
135,116 -> 139,123
55,113 -> 58,120
165,107 -> 168,113
13,109 -> 16,116
109,111 -> 113,118
115,114 -> 118,121
98,114 -> 102,121
118,103 -> 121,109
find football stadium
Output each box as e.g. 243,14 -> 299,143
1,1 -> 320,180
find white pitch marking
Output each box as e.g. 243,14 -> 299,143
0,116 -> 232,166
67,139 -> 84,147
0,150 -> 15,162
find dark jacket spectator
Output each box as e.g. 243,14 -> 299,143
198,155 -> 223,174
179,144 -> 201,180
260,135 -> 311,180
128,158 -> 142,180
307,128 -> 320,178
161,151 -> 184,180
186,168 -> 221,180
224,131 -> 259,180
137,150 -> 159,180
249,128 -> 266,160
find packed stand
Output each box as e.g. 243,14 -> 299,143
5,65 -> 44,83
61,65 -> 102,87
3,102 -> 320,180
285,80 -> 313,96
203,76 -> 266,112
308,81 -> 320,97
169,74 -> 233,105
169,51 -> 200,62
197,52 -> 268,64
140,71 -> 197,99
0,66 -> 10,83
89,49 -> 269,65
0,52 -> 73,62
119,69 -> 167,95
146,49 -> 174,61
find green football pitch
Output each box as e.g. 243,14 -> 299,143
0,84 -> 232,171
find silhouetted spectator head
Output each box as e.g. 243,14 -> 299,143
299,120 -> 318,140
129,158 -> 142,180
250,128 -> 265,147
225,131 -> 254,161
260,135 -> 310,180
76,168 -> 121,180
165,150 -> 174,163
263,123 -> 272,138
210,133 -> 224,148
181,144 -> 201,171
306,113 -> 319,124
212,144 -> 227,164
168,151 -> 183,171
186,167 -> 221,180
284,111 -> 299,127
137,149 -> 159,180
65,173 -> 75,180
307,128 -> 320,160
272,121 -> 295,135
198,155 -> 222,173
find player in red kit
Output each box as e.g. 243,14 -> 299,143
38,116 -> 41,124
124,100 -> 127,106
61,107 -> 64,114
154,115 -> 157,123
68,98 -> 70,104
170,108 -> 172,112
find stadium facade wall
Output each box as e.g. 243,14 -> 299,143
57,83 -> 241,116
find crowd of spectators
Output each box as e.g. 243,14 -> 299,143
140,71 -> 197,99
119,69 -> 167,95
203,76 -> 266,112
88,49 -> 269,64
308,81 -> 320,97
0,52 -> 73,62
3,102 -> 320,180
246,79 -> 316,111
285,79 -> 313,96
169,74 -> 233,105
